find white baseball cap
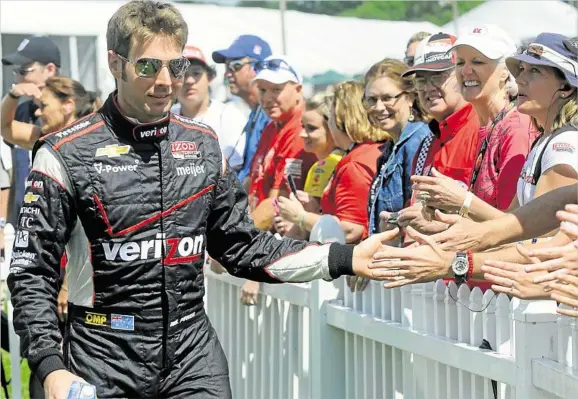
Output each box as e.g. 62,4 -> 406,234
252,55 -> 302,85
449,24 -> 517,60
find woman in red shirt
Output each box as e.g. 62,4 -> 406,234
275,81 -> 389,246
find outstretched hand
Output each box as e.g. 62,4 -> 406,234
367,227 -> 454,288
351,229 -> 400,279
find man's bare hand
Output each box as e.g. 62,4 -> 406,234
240,280 -> 260,306
10,83 -> 42,100
57,286 -> 68,322
44,370 -> 88,399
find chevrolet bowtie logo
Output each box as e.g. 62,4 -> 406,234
23,192 -> 40,203
95,144 -> 131,158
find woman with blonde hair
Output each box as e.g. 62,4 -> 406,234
273,90 -> 344,239
276,81 -> 386,245
1,76 -> 101,149
364,58 -> 431,237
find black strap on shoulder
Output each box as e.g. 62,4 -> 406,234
531,125 -> 575,185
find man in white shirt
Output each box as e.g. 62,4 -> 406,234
172,45 -> 247,171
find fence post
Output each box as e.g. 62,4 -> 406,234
309,278 -> 344,399
513,299 -> 558,399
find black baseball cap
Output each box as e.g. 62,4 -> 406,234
2,36 -> 61,67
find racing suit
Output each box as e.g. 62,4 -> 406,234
7,92 -> 356,398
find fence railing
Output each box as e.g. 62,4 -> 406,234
205,271 -> 578,399
2,222 -> 577,399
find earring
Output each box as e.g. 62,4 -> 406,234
408,109 -> 415,122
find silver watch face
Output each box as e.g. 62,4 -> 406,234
452,258 -> 468,276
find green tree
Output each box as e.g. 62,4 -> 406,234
342,1 -> 484,25
235,1 -> 485,26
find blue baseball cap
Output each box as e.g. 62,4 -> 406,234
506,33 -> 578,88
212,35 -> 272,64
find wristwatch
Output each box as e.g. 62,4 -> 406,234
0,217 -> 6,229
451,251 -> 471,285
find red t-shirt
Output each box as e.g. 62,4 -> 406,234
321,142 -> 382,238
248,107 -> 316,209
416,103 -> 480,185
471,107 -> 539,210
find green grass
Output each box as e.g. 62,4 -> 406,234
1,350 -> 30,399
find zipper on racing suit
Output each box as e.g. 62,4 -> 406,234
154,141 -> 169,370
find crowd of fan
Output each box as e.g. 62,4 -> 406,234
1,24 -> 578,322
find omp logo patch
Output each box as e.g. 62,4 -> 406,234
96,144 -> 131,158
85,312 -> 107,326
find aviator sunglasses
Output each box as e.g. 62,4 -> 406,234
116,53 -> 190,79
254,59 -> 299,79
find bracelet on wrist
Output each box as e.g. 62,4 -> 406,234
8,91 -> 20,100
459,192 -> 474,218
298,212 -> 306,231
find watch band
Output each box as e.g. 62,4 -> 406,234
8,91 -> 20,100
466,250 -> 474,280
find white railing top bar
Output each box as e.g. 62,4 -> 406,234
326,302 -> 517,385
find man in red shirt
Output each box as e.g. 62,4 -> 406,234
242,55 -> 316,304
392,32 -> 480,235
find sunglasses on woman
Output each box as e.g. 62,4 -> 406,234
116,54 -> 190,79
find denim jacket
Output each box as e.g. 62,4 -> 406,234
368,121 -> 431,235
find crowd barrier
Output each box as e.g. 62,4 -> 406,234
2,224 -> 577,399
205,270 -> 578,399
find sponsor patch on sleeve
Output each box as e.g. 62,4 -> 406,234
111,314 -> 135,331
553,142 -> 576,153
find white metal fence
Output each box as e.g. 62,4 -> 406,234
205,272 -> 578,399
2,224 -> 577,399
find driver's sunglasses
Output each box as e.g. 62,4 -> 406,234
225,58 -> 255,73
13,65 -> 37,76
116,53 -> 190,79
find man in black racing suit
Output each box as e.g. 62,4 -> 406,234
6,2 -> 397,398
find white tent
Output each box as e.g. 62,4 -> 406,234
442,0 -> 578,44
0,1 -> 439,97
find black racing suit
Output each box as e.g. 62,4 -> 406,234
7,93 -> 355,398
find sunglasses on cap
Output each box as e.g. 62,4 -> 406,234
516,44 -> 578,78
254,59 -> 299,79
225,58 -> 256,73
116,53 -> 190,79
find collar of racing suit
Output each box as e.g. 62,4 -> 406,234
101,91 -> 171,143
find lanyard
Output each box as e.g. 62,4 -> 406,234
468,102 -> 515,191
